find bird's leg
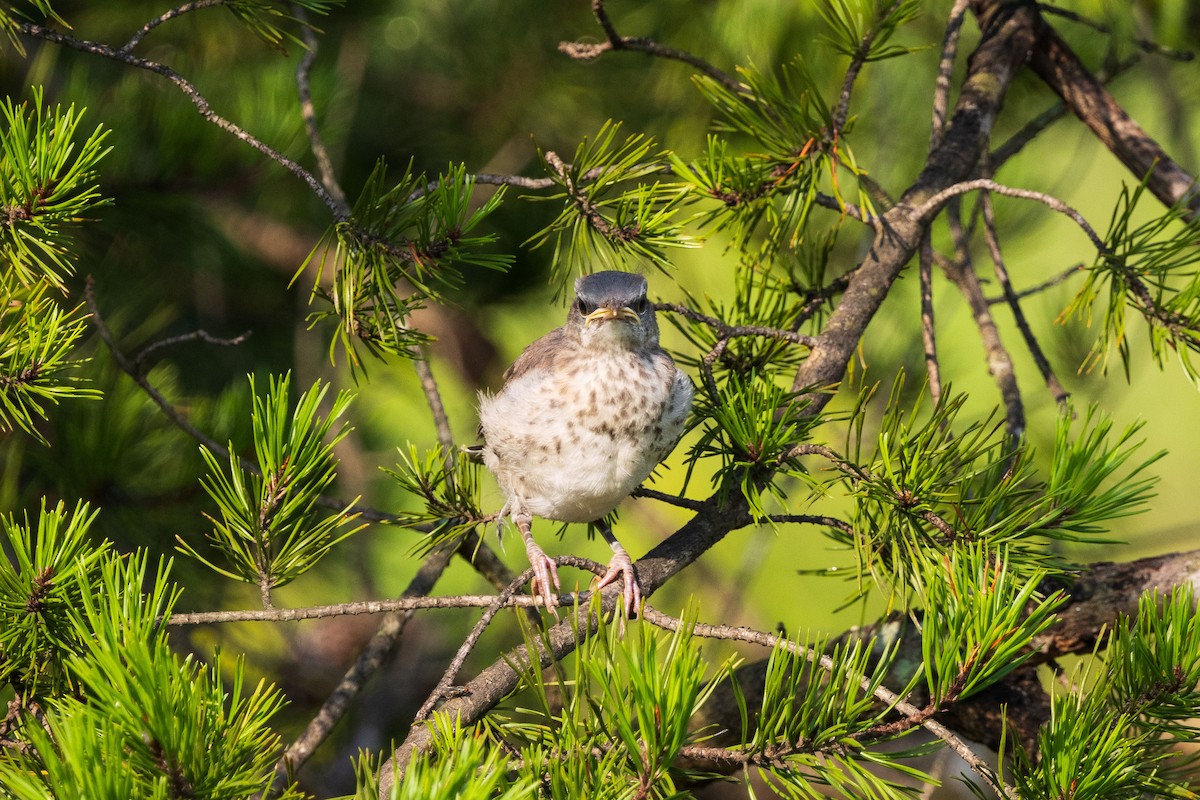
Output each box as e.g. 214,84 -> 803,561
514,509 -> 560,616
595,519 -> 642,621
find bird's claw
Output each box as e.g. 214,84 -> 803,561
524,540 -> 561,618
596,550 -> 642,627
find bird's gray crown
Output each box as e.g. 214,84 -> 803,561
574,271 -> 648,312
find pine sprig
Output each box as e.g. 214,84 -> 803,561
526,121 -> 695,291
686,370 -> 822,519
676,60 -> 876,257
303,161 -> 510,370
1063,179 -> 1200,383
829,379 -> 1162,598
917,546 -> 1063,703
0,3 -> 67,57
1,88 -> 111,293
0,284 -> 99,443
501,606 -> 735,797
224,0 -> 342,51
1010,586 -> 1200,799
0,499 -> 106,699
0,549 -> 306,800
178,373 -> 364,601
384,443 -> 487,552
816,0 -> 925,63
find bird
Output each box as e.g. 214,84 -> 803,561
477,270 -> 693,618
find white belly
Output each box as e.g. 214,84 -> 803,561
479,353 -> 691,523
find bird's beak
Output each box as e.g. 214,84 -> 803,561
584,306 -> 640,324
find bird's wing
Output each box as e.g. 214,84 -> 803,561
501,325 -> 571,383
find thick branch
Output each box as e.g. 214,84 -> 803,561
1027,13 -> 1200,218
376,493 -> 752,795
790,1 -> 1039,407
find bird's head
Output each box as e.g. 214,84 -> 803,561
567,270 -> 659,351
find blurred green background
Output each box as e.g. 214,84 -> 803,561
3,0 -> 1200,794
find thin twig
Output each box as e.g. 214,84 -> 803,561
413,352 -> 455,455
912,177 -> 1107,252
990,56 -> 1137,171
413,556 -> 606,723
85,277 -> 401,523
1037,4 -> 1195,62
655,303 -> 818,349
294,6 -> 350,215
632,486 -> 704,511
122,0 -> 226,52
558,0 -> 742,94
272,538 -> 458,789
639,606 -> 1018,800
980,190 -> 1069,406
766,514 -> 854,534
919,236 -> 942,405
167,588 -> 585,626
833,0 -> 904,137
985,263 -> 1084,305
930,0 -> 972,150
133,329 -> 251,373
942,192 -> 1025,439
18,23 -> 348,220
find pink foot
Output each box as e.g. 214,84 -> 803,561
596,546 -> 642,621
524,537 -> 561,617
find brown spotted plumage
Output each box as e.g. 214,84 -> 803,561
478,271 -> 693,617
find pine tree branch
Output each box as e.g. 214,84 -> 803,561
790,0 -> 1040,410
919,236 -> 942,404
979,188 -> 1069,406
376,492 -> 753,795
293,8 -> 350,216
639,606 -> 1016,800
1035,4 -> 1195,62
942,224 -> 1026,438
558,0 -> 742,94
270,538 -> 458,790
122,0 -> 227,52
930,0 -> 972,150
985,263 -> 1084,305
1026,11 -> 1200,219
17,22 -> 348,221
685,546 -> 1200,780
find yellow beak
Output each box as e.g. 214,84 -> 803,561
584,306 -> 640,324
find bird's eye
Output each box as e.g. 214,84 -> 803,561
576,298 -> 589,315
634,298 -> 648,313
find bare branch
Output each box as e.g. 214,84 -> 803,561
294,8 -> 350,215
986,263 -> 1084,305
133,329 -> 251,373
272,539 -> 458,788
122,0 -> 226,52
930,0 -> 972,149
18,22 -> 348,220
559,0 -> 742,94
919,237 -> 942,404
912,178 -> 1106,251
1036,4 -> 1195,62
1028,11 -> 1200,218
980,189 -> 1070,406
